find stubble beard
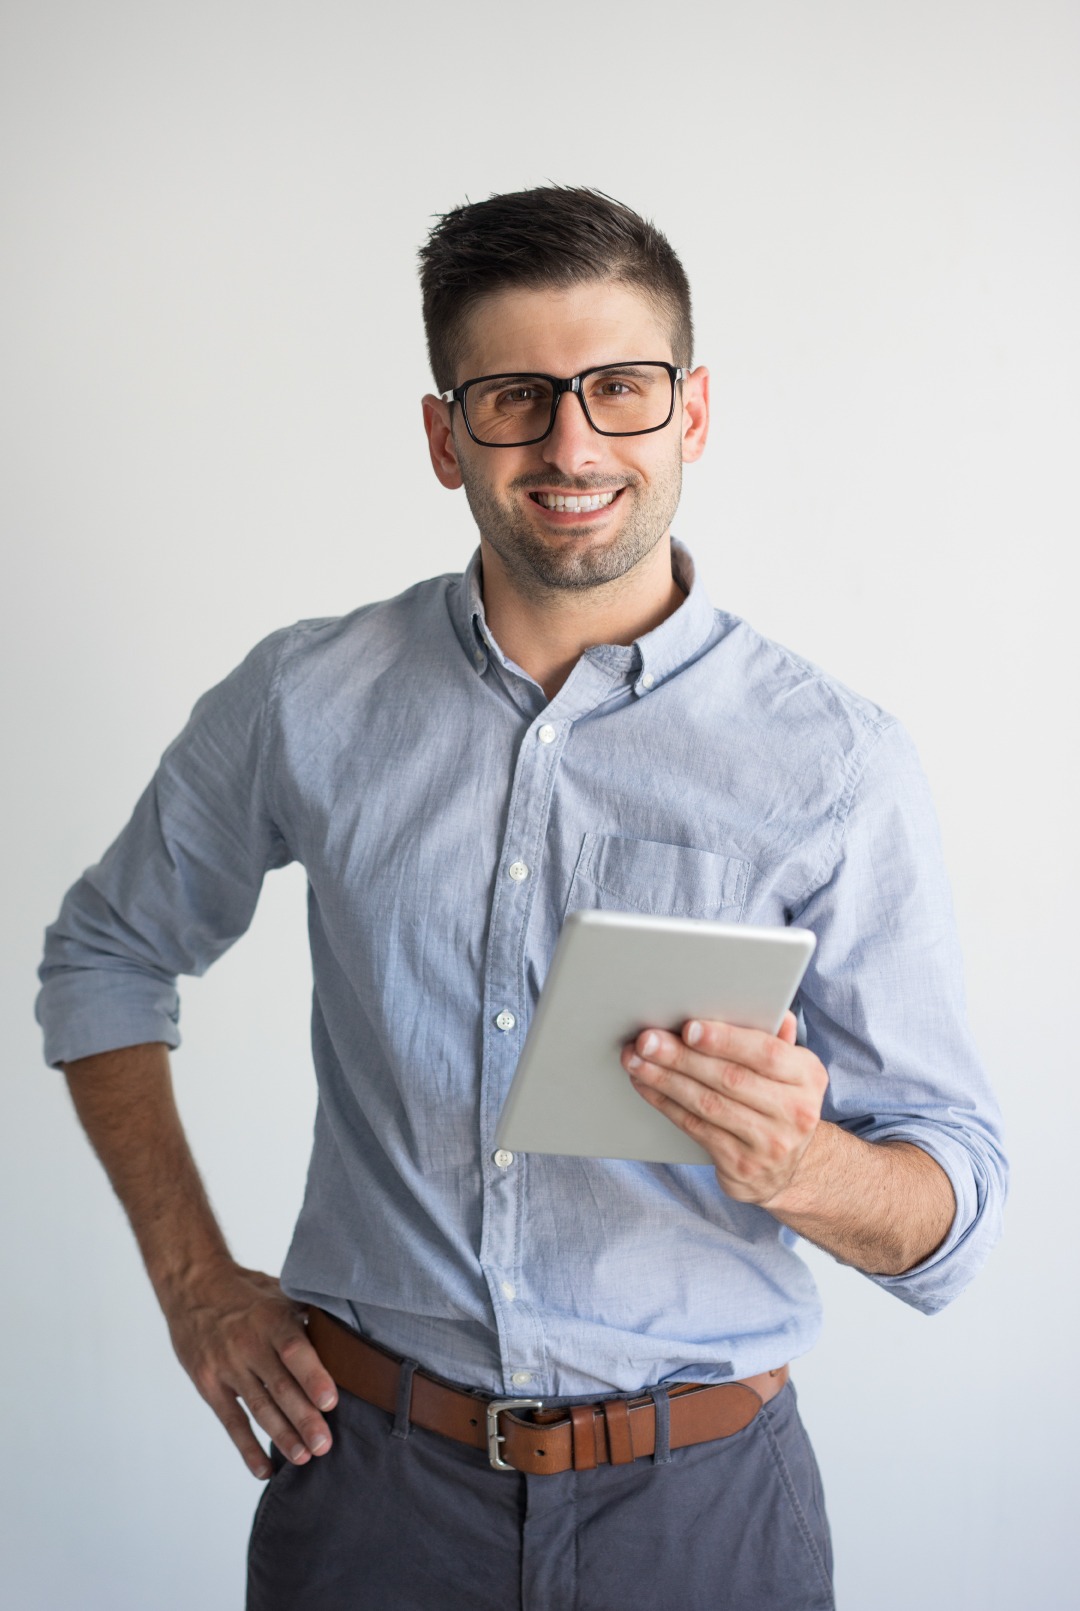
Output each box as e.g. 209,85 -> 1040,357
457,448 -> 684,603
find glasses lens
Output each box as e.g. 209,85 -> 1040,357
463,375 -> 555,445
580,364 -> 675,435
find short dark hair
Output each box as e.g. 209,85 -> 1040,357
418,185 -> 693,392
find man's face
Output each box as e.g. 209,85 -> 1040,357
423,280 -> 708,600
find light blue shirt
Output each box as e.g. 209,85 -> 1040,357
37,542 -> 1006,1398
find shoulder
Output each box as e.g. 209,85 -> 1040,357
697,614 -> 938,899
706,609 -> 899,772
233,571 -> 463,703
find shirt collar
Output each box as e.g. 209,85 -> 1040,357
450,538 -> 715,697
629,538 -> 714,695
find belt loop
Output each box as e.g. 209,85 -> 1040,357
648,1386 -> 672,1466
391,1359 -> 418,1440
570,1404 -> 598,1471
602,1397 -> 634,1465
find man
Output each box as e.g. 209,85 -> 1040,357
38,186 -> 1006,1611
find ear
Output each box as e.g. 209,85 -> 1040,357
680,365 -> 710,465
422,394 -> 464,489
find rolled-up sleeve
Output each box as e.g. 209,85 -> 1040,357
793,719 -> 1007,1313
36,629 -> 293,1067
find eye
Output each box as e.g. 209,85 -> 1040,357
585,368 -> 654,402
497,384 -> 546,407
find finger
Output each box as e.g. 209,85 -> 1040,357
628,1060 -> 767,1146
246,1333 -> 337,1458
206,1389 -> 275,1480
777,1010 -> 798,1046
679,1019 -> 806,1085
623,1031 -> 788,1121
254,1348 -> 336,1460
238,1368 -> 322,1466
276,1329 -> 338,1417
629,1076 -> 758,1172
630,1078 -> 797,1201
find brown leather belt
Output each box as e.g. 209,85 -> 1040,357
306,1308 -> 788,1476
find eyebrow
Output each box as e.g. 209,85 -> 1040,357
469,361 -> 667,383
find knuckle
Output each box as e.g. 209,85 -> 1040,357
294,1410 -> 325,1444
262,1370 -> 293,1402
793,1105 -> 818,1136
709,1021 -> 732,1053
227,1324 -> 258,1361
193,1365 -> 219,1400
760,1038 -> 784,1077
720,1060 -> 745,1092
278,1327 -> 312,1366
245,1387 -> 273,1418
698,1087 -> 726,1123
220,1406 -> 250,1440
278,1334 -> 309,1368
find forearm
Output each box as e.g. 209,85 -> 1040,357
62,1041 -> 338,1476
763,1121 -> 956,1276
62,1041 -> 232,1306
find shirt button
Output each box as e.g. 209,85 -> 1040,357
493,1149 -> 514,1169
641,671 -> 655,689
511,1371 -> 533,1387
538,724 -> 556,744
500,1281 -> 516,1301
495,1010 -> 516,1032
508,860 -> 529,882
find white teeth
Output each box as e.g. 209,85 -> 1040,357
534,491 -> 619,511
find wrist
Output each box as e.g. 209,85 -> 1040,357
147,1238 -> 235,1313
759,1119 -> 837,1218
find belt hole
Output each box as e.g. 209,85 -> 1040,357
535,1447 -> 546,1456
469,1417 -> 478,1427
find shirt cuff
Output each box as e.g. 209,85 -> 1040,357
855,1124 -> 1002,1314
36,969 -> 181,1067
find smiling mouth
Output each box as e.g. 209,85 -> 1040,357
527,488 -> 624,512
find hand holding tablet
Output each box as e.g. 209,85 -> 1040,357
495,912 -> 818,1167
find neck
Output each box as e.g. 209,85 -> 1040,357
480,537 -> 685,701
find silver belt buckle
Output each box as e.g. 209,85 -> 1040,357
486,1396 -> 544,1470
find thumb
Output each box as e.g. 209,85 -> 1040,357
777,1010 -> 798,1045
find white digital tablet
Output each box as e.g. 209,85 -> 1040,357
495,910 -> 816,1165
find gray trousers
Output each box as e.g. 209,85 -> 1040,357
247,1378 -> 834,1611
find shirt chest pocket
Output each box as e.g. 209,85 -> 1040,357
564,832 -> 752,922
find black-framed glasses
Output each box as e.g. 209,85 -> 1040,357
439,360 -> 689,448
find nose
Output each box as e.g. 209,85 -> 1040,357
540,386 -> 601,475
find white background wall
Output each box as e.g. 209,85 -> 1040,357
2,2 -> 1076,1606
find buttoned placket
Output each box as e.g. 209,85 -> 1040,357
476,652 -> 634,1395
